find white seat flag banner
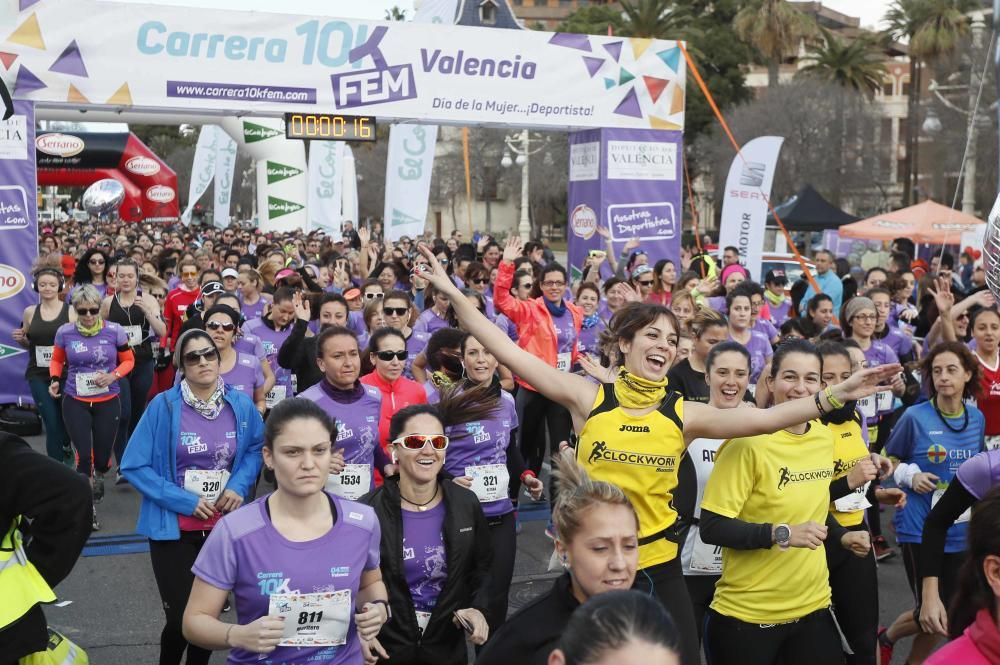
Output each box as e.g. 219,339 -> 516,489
342,146 -> 358,230
0,1 -> 685,131
718,136 -> 784,281
307,141 -> 344,238
382,0 -> 457,242
213,130 -> 237,228
180,125 -> 219,225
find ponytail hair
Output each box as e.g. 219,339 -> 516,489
949,486 -> 1000,638
551,451 -> 638,545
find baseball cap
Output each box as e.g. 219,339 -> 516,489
201,281 -> 225,297
221,268 -> 239,279
764,269 -> 788,285
274,268 -> 297,283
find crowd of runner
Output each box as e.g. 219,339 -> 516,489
10,216 -> 1000,665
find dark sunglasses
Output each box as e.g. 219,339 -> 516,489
375,350 -> 407,362
384,307 -> 408,316
183,347 -> 218,365
471,278 -> 489,285
438,258 -> 449,266
76,307 -> 99,316
206,321 -> 236,332
89,258 -> 105,265
152,292 -> 166,299
637,280 -> 654,286
392,434 -> 449,450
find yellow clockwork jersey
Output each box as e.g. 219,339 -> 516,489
827,415 -> 871,528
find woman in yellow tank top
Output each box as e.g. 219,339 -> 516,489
414,242 -> 900,665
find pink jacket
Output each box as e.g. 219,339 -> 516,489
925,608 -> 1000,665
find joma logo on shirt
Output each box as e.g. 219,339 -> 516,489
618,424 -> 651,433
777,466 -> 833,490
587,441 -> 675,470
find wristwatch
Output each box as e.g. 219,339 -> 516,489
773,523 -> 791,550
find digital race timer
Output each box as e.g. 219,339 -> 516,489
283,113 -> 376,141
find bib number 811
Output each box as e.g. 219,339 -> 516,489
298,610 -> 324,625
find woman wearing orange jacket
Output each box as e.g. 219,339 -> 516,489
493,236 -> 582,507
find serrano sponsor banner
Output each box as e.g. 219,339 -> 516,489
0,100 -> 36,404
3,1 -> 685,131
567,128 -> 682,278
718,136 -> 784,281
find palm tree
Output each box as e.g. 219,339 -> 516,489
798,28 -> 888,204
884,0 -> 973,204
733,0 -> 815,87
619,0 -> 696,39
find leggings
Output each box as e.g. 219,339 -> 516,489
683,573 -> 719,644
827,524 -> 877,665
514,387 -> 572,507
115,358 -> 155,464
484,511 -> 517,632
149,532 -> 212,665
704,607 -> 844,665
62,395 -> 120,477
28,377 -> 70,462
635,558 -> 701,665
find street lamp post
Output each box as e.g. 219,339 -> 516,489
501,129 -> 549,239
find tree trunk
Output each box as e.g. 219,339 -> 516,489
768,60 -> 780,87
911,62 -> 922,204
833,90 -> 845,206
902,56 -> 918,206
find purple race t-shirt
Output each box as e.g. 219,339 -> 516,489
730,329 -> 773,384
234,333 -> 266,361
494,314 -> 519,343
405,331 -> 431,380
550,309 -> 577,355
243,318 -> 294,392
223,353 -> 265,400
577,319 -> 607,359
192,493 -> 380,665
444,390 -> 518,517
54,321 -> 128,399
402,501 -> 448,613
768,298 -> 793,327
414,308 -> 449,335
176,402 -> 237,530
239,296 -> 267,323
299,382 -> 381,494
957,448 -> 1000,500
753,318 -> 779,342
881,326 -> 913,359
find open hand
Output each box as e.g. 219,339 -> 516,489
831,364 -> 903,402
502,236 -> 523,263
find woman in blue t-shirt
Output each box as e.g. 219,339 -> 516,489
880,341 -> 986,665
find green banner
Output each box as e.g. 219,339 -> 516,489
267,161 -> 304,184
243,121 -> 282,143
268,195 -> 305,219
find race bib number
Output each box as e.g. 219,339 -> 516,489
932,488 -> 971,524
35,345 -> 53,367
857,395 -> 877,419
876,390 -> 894,413
124,325 -> 143,347
986,435 -> 1000,451
415,610 -> 432,634
325,464 -> 372,501
265,385 -> 287,409
555,352 -> 571,372
183,469 -> 230,503
268,590 -> 352,647
834,481 -> 872,514
689,530 -> 722,574
466,464 -> 509,503
75,372 -> 109,397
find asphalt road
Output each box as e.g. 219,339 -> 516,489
20,432 -> 933,664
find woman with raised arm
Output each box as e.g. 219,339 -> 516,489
413,243 -> 900,665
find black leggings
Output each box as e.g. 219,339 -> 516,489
62,395 -> 120,477
827,524 -> 877,665
484,511 -> 517,632
684,573 -> 719,644
115,358 -> 155,464
704,607 -> 844,665
635,558 -> 701,665
514,387 -> 572,507
149,532 -> 212,665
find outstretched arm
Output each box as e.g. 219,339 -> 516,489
415,244 -> 598,427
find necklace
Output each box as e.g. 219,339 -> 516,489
400,484 -> 439,512
932,398 -> 969,433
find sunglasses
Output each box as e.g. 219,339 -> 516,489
392,434 -> 449,451
181,270 -> 198,277
375,350 -> 407,362
438,259 -> 449,266
542,280 -> 565,288
384,307 -> 408,316
183,347 -> 218,365
152,292 -> 166,299
518,282 -> 532,289
471,278 -> 489,286
76,307 -> 99,316
637,280 -> 654,287
89,259 -> 105,265
364,292 -> 384,300
206,321 -> 236,332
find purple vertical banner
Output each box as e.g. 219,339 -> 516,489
0,100 -> 37,404
567,128 -> 682,282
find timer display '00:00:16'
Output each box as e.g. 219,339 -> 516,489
283,113 -> 377,141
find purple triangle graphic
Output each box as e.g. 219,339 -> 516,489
14,64 -> 45,94
49,40 -> 89,77
613,88 -> 642,118
583,56 -> 604,78
19,0 -> 42,10
603,41 -> 623,62
548,32 -> 592,52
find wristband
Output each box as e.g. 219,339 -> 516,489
367,599 -> 391,622
814,393 -> 827,417
825,386 -> 844,409
520,470 -> 537,483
